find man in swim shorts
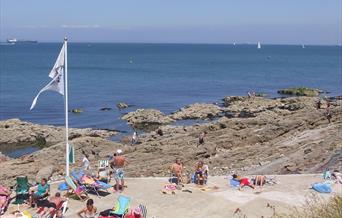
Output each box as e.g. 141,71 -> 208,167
113,149 -> 128,192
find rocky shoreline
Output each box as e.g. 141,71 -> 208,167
0,95 -> 341,186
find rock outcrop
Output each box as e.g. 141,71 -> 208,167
0,119 -> 116,147
170,103 -> 223,120
122,109 -> 173,130
117,102 -> 129,110
1,96 -> 341,186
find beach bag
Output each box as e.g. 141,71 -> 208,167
312,183 -> 332,193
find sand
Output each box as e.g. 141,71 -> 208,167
4,174 -> 342,218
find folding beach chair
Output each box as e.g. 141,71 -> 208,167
98,160 -> 109,169
110,195 -> 131,218
52,200 -> 68,218
13,176 -> 31,204
71,169 -> 111,197
65,176 -> 88,201
139,204 -> 147,218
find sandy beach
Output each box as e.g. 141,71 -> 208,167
3,174 -> 341,218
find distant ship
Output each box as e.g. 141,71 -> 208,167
257,42 -> 261,49
302,44 -> 305,48
7,38 -> 38,44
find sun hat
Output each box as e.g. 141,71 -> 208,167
117,149 -> 123,154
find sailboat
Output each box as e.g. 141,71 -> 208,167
302,44 -> 305,49
257,42 -> 261,49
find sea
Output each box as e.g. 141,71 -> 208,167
0,43 -> 341,156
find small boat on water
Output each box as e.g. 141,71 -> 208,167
302,44 -> 305,48
257,42 -> 261,49
7,38 -> 38,44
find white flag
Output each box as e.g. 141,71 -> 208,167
30,43 -> 65,110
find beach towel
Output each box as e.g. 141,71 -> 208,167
230,179 -> 240,187
58,182 -> 69,191
312,183 -> 332,193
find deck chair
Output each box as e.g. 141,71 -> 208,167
65,176 -> 88,201
139,204 -> 147,218
98,160 -> 109,169
110,195 -> 131,218
52,200 -> 68,218
13,176 -> 31,204
72,170 -> 111,197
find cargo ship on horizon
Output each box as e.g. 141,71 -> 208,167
7,38 -> 38,44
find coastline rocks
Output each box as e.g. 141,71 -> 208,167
278,87 -> 321,97
122,109 -> 173,130
36,165 -> 55,181
223,96 -> 247,106
0,152 -> 10,163
170,103 -> 223,120
0,119 -> 117,147
117,102 -> 129,110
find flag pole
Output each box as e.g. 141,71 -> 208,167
64,37 -> 69,176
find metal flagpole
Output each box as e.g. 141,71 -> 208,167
64,37 -> 69,176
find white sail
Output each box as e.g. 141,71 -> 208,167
257,42 -> 261,49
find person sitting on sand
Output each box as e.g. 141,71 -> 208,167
113,149 -> 128,192
77,199 -> 97,218
37,192 -> 66,217
194,161 -> 208,185
232,174 -> 255,190
124,206 -> 143,218
29,178 -> 50,207
170,158 -> 183,184
0,185 -> 11,214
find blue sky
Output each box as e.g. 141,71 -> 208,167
1,0 -> 341,44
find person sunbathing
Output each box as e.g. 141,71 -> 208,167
0,185 -> 11,214
36,192 -> 66,217
253,175 -> 266,191
124,206 -> 143,218
232,174 -> 255,190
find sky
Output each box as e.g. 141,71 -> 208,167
0,0 -> 341,44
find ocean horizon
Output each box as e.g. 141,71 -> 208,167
1,43 -> 341,133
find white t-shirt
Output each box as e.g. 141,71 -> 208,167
82,157 -> 90,170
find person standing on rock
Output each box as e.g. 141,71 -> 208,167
325,100 -> 332,123
113,149 -> 128,192
131,131 -> 138,145
198,131 -> 207,146
82,153 -> 90,171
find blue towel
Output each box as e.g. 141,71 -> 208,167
96,180 -> 112,189
312,183 -> 332,193
58,182 -> 69,191
230,179 -> 240,187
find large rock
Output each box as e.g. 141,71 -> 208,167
117,102 -> 129,110
277,87 -> 321,97
170,103 -> 223,120
0,119 -> 117,147
36,165 -> 55,181
122,109 -> 173,130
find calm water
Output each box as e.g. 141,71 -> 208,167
1,43 -> 341,133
